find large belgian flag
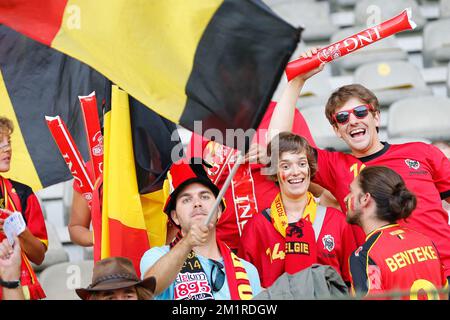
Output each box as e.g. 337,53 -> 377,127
0,25 -> 180,195
0,0 -> 301,148
0,25 -> 181,253
0,24 -> 109,190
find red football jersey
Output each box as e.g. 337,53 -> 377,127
238,206 -> 356,288
350,224 -> 448,300
0,179 -> 48,248
313,142 -> 450,277
187,102 -> 317,250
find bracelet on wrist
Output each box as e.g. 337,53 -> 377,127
0,278 -> 21,289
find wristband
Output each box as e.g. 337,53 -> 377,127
0,278 -> 20,289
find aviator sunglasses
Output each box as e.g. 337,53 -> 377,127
332,104 -> 374,125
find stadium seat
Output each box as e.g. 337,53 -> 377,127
300,106 -> 349,151
38,260 -> 94,300
447,62 -> 450,96
423,19 -> 450,67
441,0 -> 450,18
83,246 -> 94,260
386,137 -> 432,145
31,221 -> 69,272
270,1 -> 338,41
354,0 -> 426,31
354,61 -> 432,107
297,64 -> 333,108
329,27 -> 407,75
272,40 -> 333,107
329,0 -> 358,12
387,96 -> 450,140
62,179 -> 74,226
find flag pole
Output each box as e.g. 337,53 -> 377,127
205,151 -> 244,226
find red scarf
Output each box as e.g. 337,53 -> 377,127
204,141 -> 258,235
270,192 -> 317,274
0,176 -> 45,300
170,231 -> 253,300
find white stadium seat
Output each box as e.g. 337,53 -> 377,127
387,96 -> 450,140
329,27 -> 407,75
31,221 -> 69,272
354,61 -> 432,107
423,19 -> 450,67
270,0 -> 338,42
354,0 -> 426,31
39,260 -> 94,300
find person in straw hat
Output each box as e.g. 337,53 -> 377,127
76,256 -> 156,300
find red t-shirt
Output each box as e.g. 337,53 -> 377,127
238,206 -> 356,288
350,224 -> 448,300
187,102 -> 317,250
313,142 -> 450,277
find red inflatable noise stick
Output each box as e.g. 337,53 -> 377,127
285,8 -> 416,81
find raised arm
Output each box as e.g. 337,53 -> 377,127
68,190 -> 93,247
268,48 -> 325,142
143,223 -> 212,296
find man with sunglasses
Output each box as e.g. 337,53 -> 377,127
268,48 -> 450,289
139,158 -> 262,300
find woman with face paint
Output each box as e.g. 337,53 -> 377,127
346,166 -> 448,300
238,132 -> 357,289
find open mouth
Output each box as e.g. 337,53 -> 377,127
287,178 -> 305,185
349,128 -> 366,138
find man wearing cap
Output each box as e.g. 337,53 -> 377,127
76,256 -> 156,300
140,158 -> 262,300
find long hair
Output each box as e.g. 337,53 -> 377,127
358,166 -> 416,223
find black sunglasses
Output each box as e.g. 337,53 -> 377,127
210,259 -> 225,292
332,104 -> 374,125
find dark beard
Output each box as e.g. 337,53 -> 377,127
346,212 -> 360,225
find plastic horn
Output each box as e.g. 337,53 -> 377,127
79,91 -> 103,183
285,8 -> 416,81
45,116 -> 94,202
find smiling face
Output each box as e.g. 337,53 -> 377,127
332,97 -> 381,157
171,182 -> 220,231
0,134 -> 12,173
277,151 -> 310,200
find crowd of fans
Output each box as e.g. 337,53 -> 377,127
1,48 -> 450,300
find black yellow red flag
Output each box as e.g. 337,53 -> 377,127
0,25 -> 181,261
0,0 -> 301,150
0,25 -> 108,190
